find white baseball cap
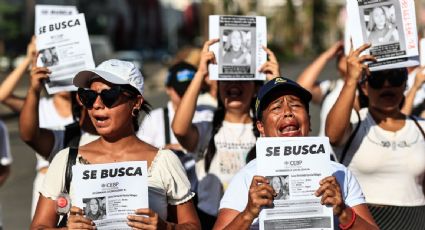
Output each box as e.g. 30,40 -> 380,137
73,59 -> 144,94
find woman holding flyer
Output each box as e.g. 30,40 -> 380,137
213,77 -> 379,230
172,39 -> 279,229
31,59 -> 200,229
326,43 -> 425,229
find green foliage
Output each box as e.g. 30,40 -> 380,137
0,1 -> 21,40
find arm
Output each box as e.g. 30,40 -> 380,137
128,200 -> 201,230
315,176 -> 378,229
19,64 -> 55,159
325,43 -> 375,146
401,67 -> 425,115
297,41 -> 343,104
30,195 -> 63,230
172,39 -> 219,152
0,37 -> 36,112
213,176 -> 275,230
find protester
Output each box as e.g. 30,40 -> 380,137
0,120 -> 12,229
326,44 -> 425,229
214,77 -> 379,230
31,59 -> 200,229
172,39 -> 279,229
137,61 -> 213,151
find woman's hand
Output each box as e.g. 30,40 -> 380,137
413,66 -> 425,90
346,42 -> 375,84
198,38 -> 219,78
27,36 -> 37,60
315,176 -> 346,217
29,66 -> 51,93
242,176 -> 275,221
127,208 -> 168,230
67,206 -> 96,230
258,46 -> 280,81
323,41 -> 344,61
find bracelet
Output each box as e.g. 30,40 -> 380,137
338,207 -> 356,230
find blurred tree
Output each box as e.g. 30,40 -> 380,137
0,1 -> 21,55
312,0 -> 327,53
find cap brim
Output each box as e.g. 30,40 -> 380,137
73,69 -> 128,88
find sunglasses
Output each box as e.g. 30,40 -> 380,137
77,86 -> 136,108
365,71 -> 407,89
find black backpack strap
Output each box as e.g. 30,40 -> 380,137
163,107 -> 171,145
410,115 -> 425,140
64,122 -> 82,148
63,147 -> 78,193
340,109 -> 361,165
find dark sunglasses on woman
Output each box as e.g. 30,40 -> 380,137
77,86 -> 136,108
363,68 -> 408,89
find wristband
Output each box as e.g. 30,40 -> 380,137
338,207 -> 356,230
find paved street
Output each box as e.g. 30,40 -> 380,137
0,59 -> 338,229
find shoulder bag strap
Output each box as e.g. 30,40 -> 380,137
64,147 -> 78,193
340,109 -> 361,165
409,115 -> 425,140
163,107 -> 171,145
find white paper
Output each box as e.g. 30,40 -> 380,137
36,13 -> 95,94
257,137 -> 333,230
347,0 -> 419,71
35,4 -> 78,34
209,15 -> 267,80
72,161 -> 148,229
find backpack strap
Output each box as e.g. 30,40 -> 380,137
409,115 -> 425,140
163,107 -> 171,145
340,109 -> 361,165
64,122 -> 82,148
63,147 -> 78,193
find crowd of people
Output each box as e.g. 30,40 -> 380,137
0,12 -> 424,230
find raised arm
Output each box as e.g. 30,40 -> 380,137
172,39 -> 219,152
325,43 -> 375,146
297,41 -> 343,103
401,67 -> 425,115
0,37 -> 36,112
19,58 -> 55,159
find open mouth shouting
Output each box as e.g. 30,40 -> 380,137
278,122 -> 301,137
92,114 -> 110,127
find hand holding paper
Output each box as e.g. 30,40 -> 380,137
67,206 -> 96,229
127,208 -> 167,230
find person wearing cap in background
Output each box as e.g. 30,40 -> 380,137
31,59 -> 201,229
137,61 -> 213,151
213,77 -> 378,230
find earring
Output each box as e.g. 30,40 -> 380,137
132,108 -> 140,117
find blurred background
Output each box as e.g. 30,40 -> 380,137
0,0 -> 425,228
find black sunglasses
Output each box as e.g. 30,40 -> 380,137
77,86 -> 136,108
366,71 -> 407,89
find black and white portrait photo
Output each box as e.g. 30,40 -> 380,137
83,197 -> 106,221
39,47 -> 59,67
364,4 -> 400,45
267,175 -> 290,200
222,29 -> 252,65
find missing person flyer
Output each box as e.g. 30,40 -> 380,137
257,137 -> 333,230
36,13 -> 95,94
346,0 -> 419,71
72,161 -> 148,229
209,15 -> 267,81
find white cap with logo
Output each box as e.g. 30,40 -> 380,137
73,59 -> 144,94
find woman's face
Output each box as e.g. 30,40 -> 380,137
372,7 -> 386,30
257,91 -> 310,137
362,77 -> 406,113
88,79 -> 139,137
230,31 -> 242,51
218,81 -> 256,113
272,177 -> 281,192
89,199 -> 99,214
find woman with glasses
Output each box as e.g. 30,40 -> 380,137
31,59 -> 201,229
326,44 -> 425,229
